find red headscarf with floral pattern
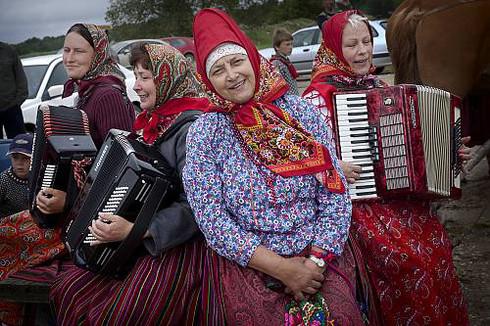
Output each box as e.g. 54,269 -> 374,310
133,43 -> 209,144
193,8 -> 344,193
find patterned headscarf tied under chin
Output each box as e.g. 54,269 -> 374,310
133,43 -> 209,144
63,23 -> 126,98
193,8 -> 345,193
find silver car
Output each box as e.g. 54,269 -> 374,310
259,19 -> 391,76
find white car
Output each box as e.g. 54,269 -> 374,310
259,20 -> 391,76
21,54 -> 139,131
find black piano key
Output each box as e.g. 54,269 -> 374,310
351,148 -> 371,153
348,118 -> 369,123
355,191 -> 378,196
346,103 -> 366,108
350,126 -> 370,131
358,176 -> 373,181
351,140 -> 370,144
351,133 -> 370,137
352,154 -> 371,160
348,112 -> 367,116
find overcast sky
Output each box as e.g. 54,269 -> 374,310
0,0 -> 111,44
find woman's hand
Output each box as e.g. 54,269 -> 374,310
277,257 -> 324,301
35,188 -> 66,214
340,161 -> 362,184
88,213 -> 134,246
459,136 -> 472,164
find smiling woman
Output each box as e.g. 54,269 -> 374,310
207,47 -> 256,104
0,23 -> 136,325
182,8 -> 377,325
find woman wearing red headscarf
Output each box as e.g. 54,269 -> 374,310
49,43 -> 225,325
303,10 -> 470,325
183,8 -> 377,325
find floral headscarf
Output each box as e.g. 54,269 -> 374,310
193,8 -> 344,193
63,23 -> 125,98
133,43 -> 209,144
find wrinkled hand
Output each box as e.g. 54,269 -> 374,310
278,257 -> 324,301
340,161 -> 362,184
88,213 -> 133,246
459,136 -> 472,164
35,188 -> 66,214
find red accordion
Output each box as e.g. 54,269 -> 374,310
332,84 -> 463,200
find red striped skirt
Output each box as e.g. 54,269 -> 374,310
50,238 -> 226,325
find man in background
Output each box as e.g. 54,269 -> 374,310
317,0 -> 353,29
0,42 -> 28,139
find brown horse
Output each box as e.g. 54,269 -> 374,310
386,0 -> 490,170
387,0 -> 490,96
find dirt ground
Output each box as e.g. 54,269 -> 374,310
438,157 -> 490,325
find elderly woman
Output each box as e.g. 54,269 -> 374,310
183,8 -> 369,325
49,42 -> 224,325
0,23 -> 135,325
303,10 -> 470,325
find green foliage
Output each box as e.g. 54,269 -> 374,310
352,0 -> 404,18
15,0 -> 406,55
13,36 -> 64,56
242,18 -> 315,49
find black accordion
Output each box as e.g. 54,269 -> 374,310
29,104 -> 97,228
64,129 -> 179,278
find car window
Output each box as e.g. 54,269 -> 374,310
42,62 -> 68,101
370,25 -> 379,37
168,39 -> 186,47
379,21 -> 388,29
313,29 -> 321,45
23,65 -> 48,99
293,30 -> 316,47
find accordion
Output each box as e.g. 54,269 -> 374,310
64,129 -> 179,278
28,104 -> 97,227
332,84 -> 463,200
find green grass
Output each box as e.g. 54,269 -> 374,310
242,18 -> 316,50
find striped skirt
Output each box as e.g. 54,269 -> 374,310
50,238 -> 226,325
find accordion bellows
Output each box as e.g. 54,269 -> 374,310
28,104 -> 97,228
332,84 -> 462,200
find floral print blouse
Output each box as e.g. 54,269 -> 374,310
183,95 -> 351,267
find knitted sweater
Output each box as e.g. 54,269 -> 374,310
78,84 -> 135,147
0,167 -> 29,218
